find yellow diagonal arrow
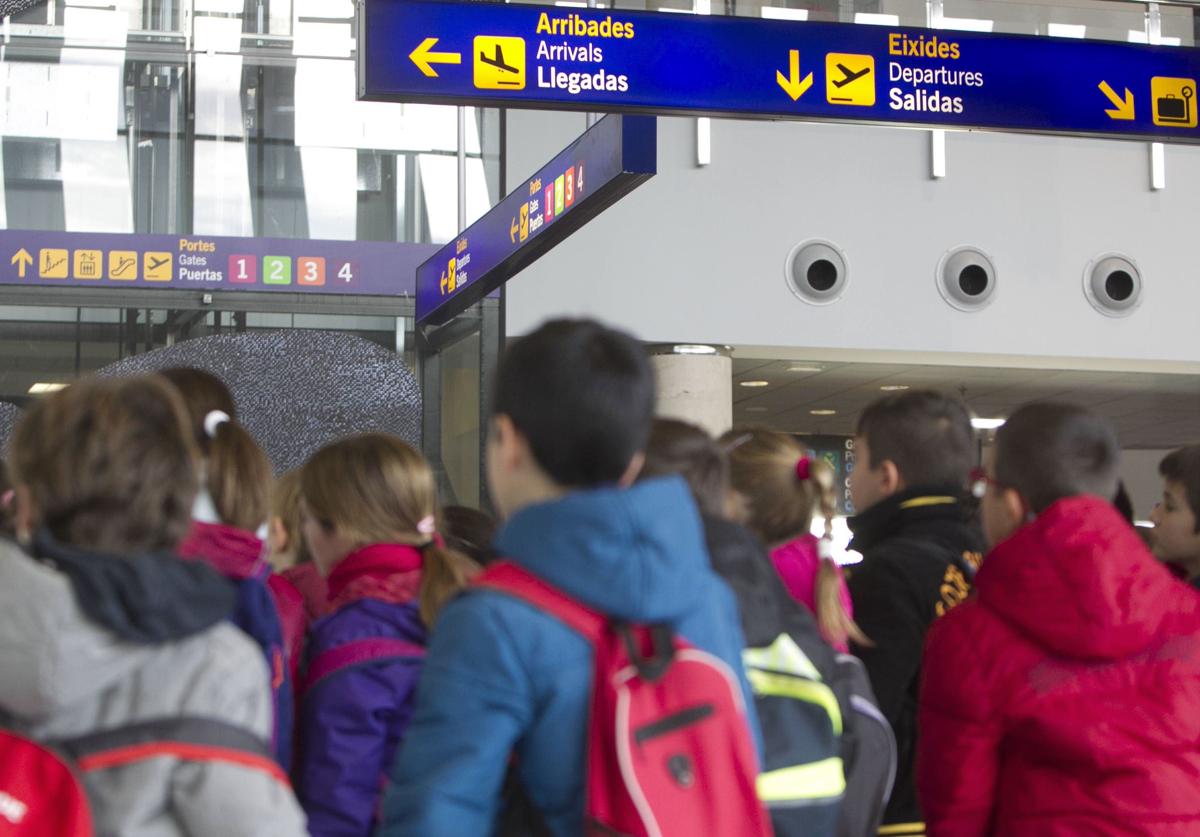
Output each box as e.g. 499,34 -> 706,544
410,37 -> 462,78
1098,81 -> 1135,121
10,248 -> 32,279
776,50 -> 813,102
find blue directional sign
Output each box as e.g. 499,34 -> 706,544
360,0 -> 1200,144
416,113 -> 655,326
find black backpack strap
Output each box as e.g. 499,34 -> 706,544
54,716 -> 288,785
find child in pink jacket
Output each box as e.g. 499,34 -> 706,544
726,429 -> 865,652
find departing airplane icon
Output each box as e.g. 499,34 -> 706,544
479,44 -> 520,76
832,64 -> 871,88
148,256 -> 170,271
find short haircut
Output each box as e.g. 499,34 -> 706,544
492,319 -> 655,488
642,418 -> 729,519
1159,445 -> 1200,533
11,376 -> 199,554
855,390 -> 975,489
441,505 -> 498,566
995,402 -> 1120,513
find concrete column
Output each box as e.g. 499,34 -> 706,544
648,345 -> 732,438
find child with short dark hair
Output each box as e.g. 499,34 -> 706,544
1150,445 -> 1200,586
380,318 -> 758,836
918,403 -> 1200,834
844,389 -> 983,834
0,376 -> 307,835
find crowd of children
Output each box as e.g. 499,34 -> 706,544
0,316 -> 1197,837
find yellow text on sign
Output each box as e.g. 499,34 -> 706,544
826,54 -> 875,106
109,251 -> 138,280
474,36 -> 526,90
144,252 -> 173,281
39,249 -> 69,279
1151,77 -> 1196,128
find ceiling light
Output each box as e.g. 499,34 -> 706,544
739,380 -> 769,388
671,344 -> 718,355
971,417 -> 1006,430
880,384 -> 910,391
28,382 -> 68,394
810,409 -> 837,416
787,364 -> 823,373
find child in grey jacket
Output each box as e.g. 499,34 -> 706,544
0,374 -> 307,837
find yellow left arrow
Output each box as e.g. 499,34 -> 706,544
777,50 -> 813,102
410,37 -> 462,78
10,248 -> 32,278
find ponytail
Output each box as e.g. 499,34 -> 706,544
205,414 -> 271,532
805,456 -> 872,649
418,542 -> 481,628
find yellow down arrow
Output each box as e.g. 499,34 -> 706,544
1099,81 -> 1135,121
777,50 -> 813,101
410,37 -> 462,78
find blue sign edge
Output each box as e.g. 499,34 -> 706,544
357,0 -> 1200,146
415,113 -> 657,327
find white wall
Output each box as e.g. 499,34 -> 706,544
504,111 -> 1200,371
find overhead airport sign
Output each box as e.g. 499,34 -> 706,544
360,0 -> 1200,144
416,113 -> 655,326
0,230 -> 436,296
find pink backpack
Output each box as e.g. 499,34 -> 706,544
476,561 -> 772,837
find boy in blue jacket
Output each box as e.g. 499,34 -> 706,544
379,318 -> 757,836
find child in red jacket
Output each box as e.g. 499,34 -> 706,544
917,403 -> 1200,836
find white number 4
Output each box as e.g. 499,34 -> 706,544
338,263 -> 353,282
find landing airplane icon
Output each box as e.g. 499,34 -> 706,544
479,44 -> 520,77
832,63 -> 870,88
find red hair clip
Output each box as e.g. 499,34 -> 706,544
795,457 -> 812,481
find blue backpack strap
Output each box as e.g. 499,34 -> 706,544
229,576 -> 293,770
301,638 -> 426,697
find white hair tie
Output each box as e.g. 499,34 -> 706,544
203,410 -> 231,439
416,515 -> 437,536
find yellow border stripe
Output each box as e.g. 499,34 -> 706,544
757,758 -> 846,802
878,823 -> 926,836
745,668 -> 843,735
898,496 -> 956,510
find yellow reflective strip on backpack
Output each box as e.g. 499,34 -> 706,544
756,758 -> 846,802
745,668 -> 843,736
741,634 -> 822,681
877,822 -> 926,836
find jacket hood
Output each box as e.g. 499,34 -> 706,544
978,496 -> 1184,661
32,530 -> 236,644
177,521 -> 266,581
494,477 -> 711,623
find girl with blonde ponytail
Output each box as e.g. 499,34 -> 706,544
726,428 -> 868,652
294,433 -> 479,837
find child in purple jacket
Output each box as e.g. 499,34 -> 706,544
294,433 -> 478,837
